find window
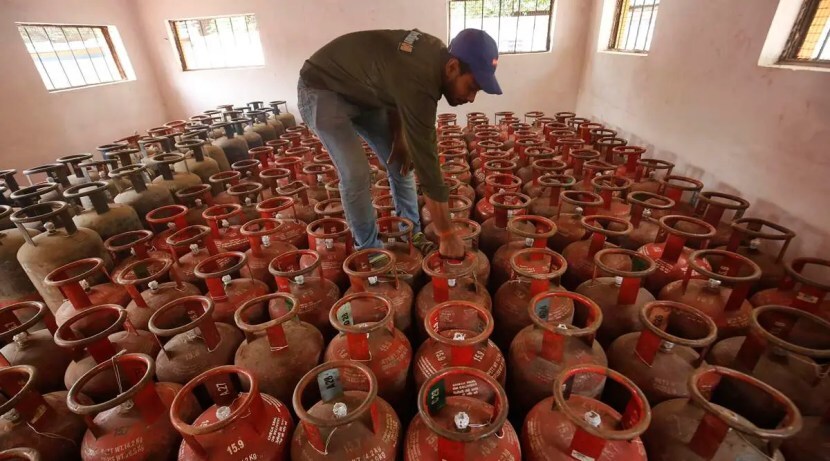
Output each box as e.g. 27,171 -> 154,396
780,0 -> 830,64
17,23 -> 129,91
449,0 -> 555,54
608,0 -> 660,53
169,14 -> 264,71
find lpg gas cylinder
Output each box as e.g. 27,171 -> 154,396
414,301 -> 506,390
270,100 -> 297,128
416,251 -> 491,340
659,249 -> 762,339
77,160 -> 127,199
231,159 -> 262,185
63,182 -> 143,241
149,153 -> 202,197
595,136 -> 627,163
517,147 -> 557,184
182,127 -> 231,171
171,365 -> 294,461
480,191 -> 532,257
715,218 -> 796,293
561,215 -> 633,290
313,198 -> 344,220
291,361 -> 400,460
146,204 -> 189,256
239,218 -> 297,289
637,215 -> 716,294
619,191 -> 675,250
653,175 -> 705,218
629,158 -> 674,194
256,197 -> 308,249
474,170 -> 520,222
67,353 -> 200,461
9,183 -> 65,219
105,230 -> 172,283
548,191 -> 604,252
231,117 -> 263,149
0,365 -> 88,461
570,160 -> 616,193
528,174 -> 575,219
54,304 -> 159,402
247,110 -> 278,142
781,410 -> 830,461
166,225 -> 225,289
690,191 -> 751,248
302,164 -> 336,203
404,366 -> 521,461
611,145 -> 647,178
148,296 -> 243,385
643,366 -> 802,461
174,138 -> 221,186
0,206 -> 40,308
45,258 -> 130,328
521,365 -> 651,461
194,252 -> 269,325
343,249 -> 414,335
270,250 -> 340,339
213,122 -> 250,165
377,216 -> 424,287
451,218 -> 491,284
248,146 -> 275,171
492,247 -> 571,351
563,149 -> 599,180
277,181 -> 316,224
587,174 -> 633,219
116,257 -> 201,330
11,202 -> 113,313
21,164 -> 71,203
751,257 -> 830,319
423,195 -> 473,241
305,218 -> 351,289
606,300 -> 718,404
0,301 -> 71,393
57,154 -> 94,187
491,215 -> 557,290
707,304 -> 830,416
325,292 -> 413,405
509,291 -> 607,415
259,167 -> 291,199
209,171 -> 242,205
523,158 -> 567,197
575,249 -> 657,346
234,293 -> 323,405
203,204 -> 249,252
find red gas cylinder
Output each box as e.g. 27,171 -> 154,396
404,366 -> 521,461
203,204 -> 249,252
528,174 -> 575,218
470,146 -> 509,181
256,196 -> 308,249
378,216 -> 424,287
630,158 -> 675,194
343,248 -> 414,335
575,248 -> 657,346
619,191 -> 675,250
637,215 -> 716,294
415,251 -> 492,340
277,180 -> 316,224
452,218 -> 491,285
751,257 -> 830,319
104,229 -> 172,283
54,304 -> 159,402
148,296 -> 244,384
514,138 -> 544,174
414,301 -> 506,391
707,304 -> 830,416
561,215 -> 633,290
195,251 -> 269,325
0,365 -> 87,461
716,217 -> 796,293
166,225 -> 224,290
171,365 -> 294,461
440,161 -> 472,188
67,353 -> 200,461
612,145 -> 647,178
474,172 -> 521,223
571,160 -> 617,193
653,175 -> 704,218
259,167 -> 292,199
781,410 -> 830,461
587,175 -> 633,220
424,195 -> 473,241
249,145 -> 274,169
116,257 -> 201,330
272,155 -> 303,181
291,361 -> 401,460
239,218 -> 298,289
690,191 -> 751,248
302,164 -> 336,203
234,293 -> 324,406
313,198 -> 344,220
548,191 -> 604,252
0,448 -> 40,460
208,171 -> 242,205
643,365 -> 802,461
146,204 -> 189,256
490,214 -> 557,289
0,301 -> 71,394
227,182 -> 263,223
659,249 -> 762,339
305,217 -> 351,289
480,191 -> 531,257
518,147 -> 558,184
232,156 -> 262,184
564,149 -> 599,180
521,364 -> 651,461
45,258 -> 131,329
606,300 -> 718,404
493,247 -> 571,351
325,292 -> 412,406
270,250 -> 341,339
509,291 -> 606,415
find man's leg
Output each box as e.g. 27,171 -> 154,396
297,79 -> 381,249
351,109 -> 422,233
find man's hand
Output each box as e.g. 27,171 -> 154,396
438,231 -> 465,260
424,196 -> 466,259
387,109 -> 413,175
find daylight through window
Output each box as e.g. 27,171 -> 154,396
17,23 -> 128,91
169,14 -> 264,71
609,0 -> 660,53
781,0 -> 830,64
449,0 -> 555,54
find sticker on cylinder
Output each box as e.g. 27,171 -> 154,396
427,379 -> 446,413
337,302 -> 353,326
317,368 -> 343,402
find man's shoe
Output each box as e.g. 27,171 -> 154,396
412,232 -> 436,255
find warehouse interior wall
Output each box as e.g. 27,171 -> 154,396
576,0 -> 830,257
0,0 -> 167,173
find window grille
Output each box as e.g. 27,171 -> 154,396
449,0 -> 555,54
608,0 -> 660,53
169,14 -> 264,71
781,0 -> 830,64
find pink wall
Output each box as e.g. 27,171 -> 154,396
134,0 -> 591,121
0,0 -> 167,176
576,0 -> 830,257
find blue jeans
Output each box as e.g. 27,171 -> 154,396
297,78 -> 421,249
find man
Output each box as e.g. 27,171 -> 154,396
297,28 -> 502,260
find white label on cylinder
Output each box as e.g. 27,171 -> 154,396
324,238 -> 334,249
387,237 -> 395,243
796,291 -> 820,304
507,209 -> 517,217
525,238 -> 534,247
294,275 -> 305,285
570,451 -> 596,461
368,276 -> 378,285
448,278 -> 457,287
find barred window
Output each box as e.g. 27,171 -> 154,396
449,0 -> 555,54
608,0 -> 660,53
780,0 -> 830,64
169,14 -> 264,71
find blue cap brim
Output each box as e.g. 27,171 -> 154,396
472,67 -> 502,95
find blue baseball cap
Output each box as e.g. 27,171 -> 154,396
449,29 -> 502,95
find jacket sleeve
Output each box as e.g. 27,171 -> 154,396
395,90 -> 449,202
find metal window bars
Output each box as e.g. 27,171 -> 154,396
169,14 -> 265,71
781,0 -> 830,64
609,0 -> 660,53
449,0 -> 555,54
